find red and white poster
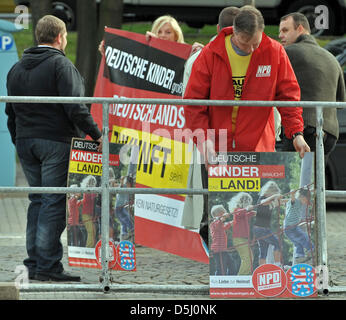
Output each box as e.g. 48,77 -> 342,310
91,28 -> 208,263
208,152 -> 318,298
66,138 -> 136,271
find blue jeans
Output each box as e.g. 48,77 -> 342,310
213,251 -> 233,276
115,206 -> 133,235
16,138 -> 70,274
254,226 -> 280,259
285,226 -> 314,257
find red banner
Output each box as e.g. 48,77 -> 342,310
91,28 -> 208,263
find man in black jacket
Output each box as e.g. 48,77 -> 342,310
5,15 -> 102,282
278,12 -> 345,162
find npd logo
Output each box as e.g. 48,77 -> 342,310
0,35 -> 14,51
252,264 -> 287,297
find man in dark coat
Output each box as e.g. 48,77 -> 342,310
279,12 -> 345,162
5,15 -> 102,282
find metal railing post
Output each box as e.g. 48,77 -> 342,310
315,106 -> 328,293
101,103 -> 110,292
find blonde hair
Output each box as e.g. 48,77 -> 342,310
259,180 -> 281,197
81,175 -> 97,188
211,204 -> 226,218
228,192 -> 253,212
151,15 -> 184,43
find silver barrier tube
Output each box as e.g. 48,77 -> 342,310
325,190 -> 346,198
0,95 -> 345,108
328,286 -> 346,293
0,185 -> 343,197
315,106 -> 328,294
19,283 -> 209,294
101,103 -> 111,292
0,187 -> 208,194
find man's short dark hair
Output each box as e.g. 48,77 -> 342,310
218,6 -> 241,30
35,15 -> 66,44
280,12 -> 311,34
234,5 -> 265,37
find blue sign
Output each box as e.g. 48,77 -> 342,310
0,35 -> 14,51
0,19 -> 23,186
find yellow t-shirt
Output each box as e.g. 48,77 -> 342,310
225,35 -> 252,134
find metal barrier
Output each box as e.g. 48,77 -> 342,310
1,96 -> 346,296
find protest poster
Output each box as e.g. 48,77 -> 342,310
208,152 -> 318,298
90,28 -> 208,263
66,137 -> 136,271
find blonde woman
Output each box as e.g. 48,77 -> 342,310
253,181 -> 283,266
146,15 -> 204,55
99,15 -> 202,56
228,192 -> 256,275
98,15 -> 184,55
146,15 -> 184,43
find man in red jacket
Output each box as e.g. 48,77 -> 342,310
184,6 -> 310,162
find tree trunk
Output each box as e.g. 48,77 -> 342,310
75,0 -> 124,98
30,0 -> 52,45
97,0 -> 123,42
75,0 -> 98,98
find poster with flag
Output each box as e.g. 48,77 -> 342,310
66,137 -> 136,271
208,151 -> 318,298
90,27 -> 208,263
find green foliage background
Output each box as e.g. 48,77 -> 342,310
13,22 -> 335,64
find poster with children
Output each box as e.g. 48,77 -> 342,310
208,152 -> 317,298
66,137 -> 136,271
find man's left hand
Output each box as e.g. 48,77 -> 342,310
293,135 -> 311,158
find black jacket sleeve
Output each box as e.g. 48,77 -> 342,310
5,102 -> 16,145
55,58 -> 102,140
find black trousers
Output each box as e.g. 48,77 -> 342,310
199,163 -> 209,246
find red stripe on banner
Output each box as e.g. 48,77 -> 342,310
68,257 -> 100,269
92,78 -> 189,140
135,183 -> 186,201
135,216 -> 209,263
68,257 -> 136,271
104,27 -> 192,59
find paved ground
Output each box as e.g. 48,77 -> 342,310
1,162 -> 346,301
